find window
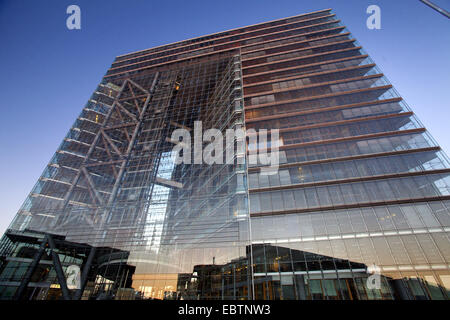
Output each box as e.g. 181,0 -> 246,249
293,189 -> 307,209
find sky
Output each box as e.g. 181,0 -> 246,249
0,0 -> 449,235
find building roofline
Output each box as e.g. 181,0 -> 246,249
115,8 -> 332,60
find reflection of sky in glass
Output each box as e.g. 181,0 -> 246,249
144,152 -> 175,253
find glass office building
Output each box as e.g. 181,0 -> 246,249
1,8 -> 450,300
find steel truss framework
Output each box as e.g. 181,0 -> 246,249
57,75 -> 160,232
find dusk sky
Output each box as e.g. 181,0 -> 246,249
0,0 -> 449,235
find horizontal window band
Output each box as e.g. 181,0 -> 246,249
243,54 -> 369,80
248,146 -> 441,172
241,38 -> 355,66
241,27 -> 347,56
250,195 -> 450,217
246,110 -> 412,135
249,168 -> 450,193
243,85 -> 393,110
248,128 -> 426,155
242,45 -> 360,72
243,63 -> 374,89
245,97 -> 402,123
244,73 -> 382,99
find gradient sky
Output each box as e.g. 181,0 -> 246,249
0,0 -> 449,235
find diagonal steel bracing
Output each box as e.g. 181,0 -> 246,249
57,73 -> 159,229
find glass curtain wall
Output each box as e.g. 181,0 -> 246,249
1,8 -> 449,300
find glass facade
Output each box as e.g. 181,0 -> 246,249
0,8 -> 449,300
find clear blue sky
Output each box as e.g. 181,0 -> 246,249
0,0 -> 449,235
